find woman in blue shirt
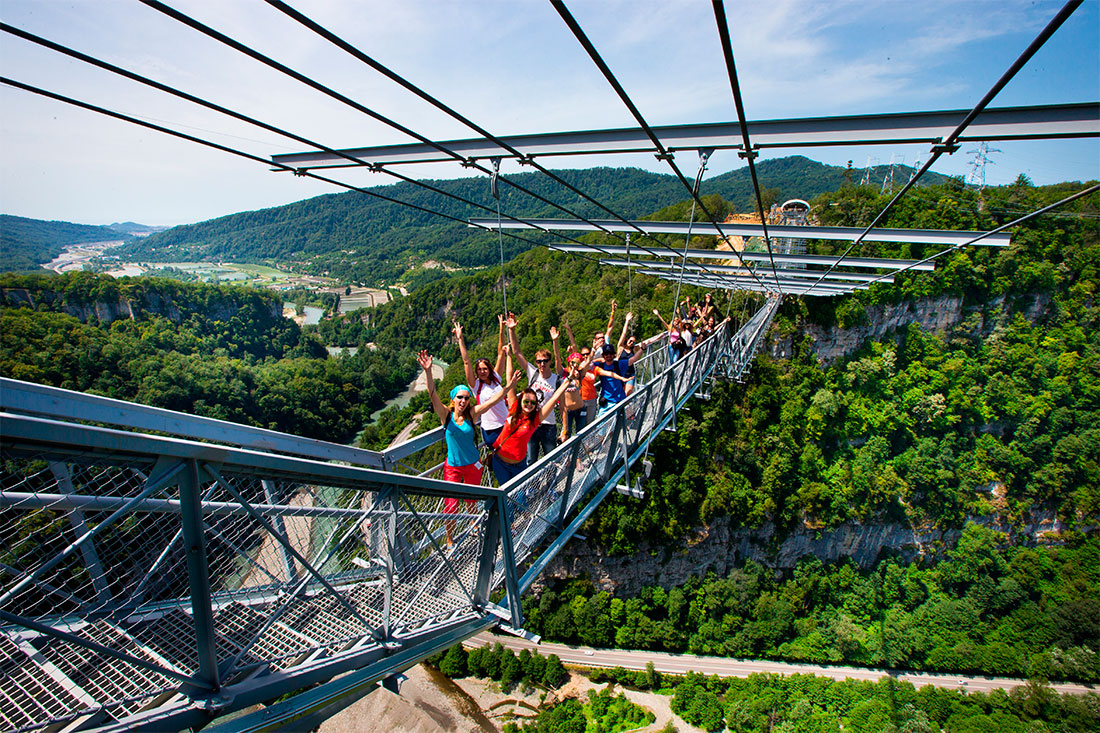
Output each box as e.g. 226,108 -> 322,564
417,350 -> 519,546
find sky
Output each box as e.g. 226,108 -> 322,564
0,0 -> 1097,227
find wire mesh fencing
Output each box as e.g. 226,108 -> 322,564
0,308 -> 776,732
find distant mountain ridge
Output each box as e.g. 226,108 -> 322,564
115,156 -> 946,288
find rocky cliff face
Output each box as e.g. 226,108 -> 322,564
538,289 -> 1064,595
541,513 -> 1073,596
771,291 -> 1053,363
1,287 -> 280,325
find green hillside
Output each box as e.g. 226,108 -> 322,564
0,214 -> 129,271
116,157 -> 941,288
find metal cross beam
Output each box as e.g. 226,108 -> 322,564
548,243 -> 937,271
647,271 -> 861,296
271,102 -> 1099,169
470,218 -> 1012,247
606,259 -> 894,283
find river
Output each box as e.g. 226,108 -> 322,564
368,358 -> 448,423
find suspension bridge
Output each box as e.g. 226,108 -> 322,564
0,0 -> 1096,730
0,299 -> 779,732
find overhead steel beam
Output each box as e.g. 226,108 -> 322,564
272,102 -> 1099,169
605,259 -> 893,283
471,218 -> 1011,247
548,243 -> 936,271
645,270 -> 862,294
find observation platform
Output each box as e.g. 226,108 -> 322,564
0,299 -> 778,732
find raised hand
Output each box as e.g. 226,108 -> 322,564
452,320 -> 463,339
506,313 -> 517,329
505,369 -> 522,389
625,311 -> 633,322
416,350 -> 432,371
549,326 -> 559,341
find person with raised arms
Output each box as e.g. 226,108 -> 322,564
612,311 -> 647,395
490,344 -> 575,487
507,314 -> 563,464
453,316 -> 508,447
416,349 -> 519,547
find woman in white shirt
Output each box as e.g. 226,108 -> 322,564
454,318 -> 509,446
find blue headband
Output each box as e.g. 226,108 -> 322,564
450,385 -> 473,401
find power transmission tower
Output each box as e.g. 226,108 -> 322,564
859,155 -> 879,186
966,142 -> 1001,191
881,153 -> 904,194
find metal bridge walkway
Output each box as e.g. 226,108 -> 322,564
0,298 -> 779,732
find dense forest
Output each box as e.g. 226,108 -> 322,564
0,272 -> 414,440
112,157 -> 944,288
345,176 -> 1098,698
0,214 -> 133,271
526,528 -> 1099,682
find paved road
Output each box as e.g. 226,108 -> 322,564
468,633 -> 1097,697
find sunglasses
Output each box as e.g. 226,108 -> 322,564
580,351 -> 591,356
454,394 -> 470,400
535,358 -> 549,364
521,399 -> 538,406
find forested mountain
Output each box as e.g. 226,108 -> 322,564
0,214 -> 132,271
0,272 -> 414,440
116,156 -> 944,288
350,176 -> 1099,688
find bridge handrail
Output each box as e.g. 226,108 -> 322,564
0,299 -> 778,733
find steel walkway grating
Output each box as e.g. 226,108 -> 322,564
37,620 -> 176,717
216,602 -> 316,672
0,634 -> 88,732
281,589 -> 372,646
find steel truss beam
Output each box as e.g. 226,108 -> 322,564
548,243 -> 936,271
471,218 -> 1011,247
640,271 -> 864,294
651,271 -> 858,296
601,259 -> 893,283
271,102 -> 1099,169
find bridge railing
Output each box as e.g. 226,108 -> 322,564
0,298 -> 778,732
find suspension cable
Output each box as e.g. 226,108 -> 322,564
549,0 -> 774,295
862,183 -> 1099,287
491,158 -> 509,315
712,0 -> 783,294
0,77 -> 564,254
673,152 -> 709,320
0,23 -> 645,273
804,0 -> 1083,293
260,0 -> 736,277
137,0 -> 688,271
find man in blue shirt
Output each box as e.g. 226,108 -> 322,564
593,344 -> 631,417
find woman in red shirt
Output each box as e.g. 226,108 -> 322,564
490,347 -> 574,486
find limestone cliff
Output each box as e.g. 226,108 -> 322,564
541,513 -> 1074,596
771,291 -> 1053,363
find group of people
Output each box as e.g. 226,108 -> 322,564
652,292 -> 720,363
416,296 -> 722,546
